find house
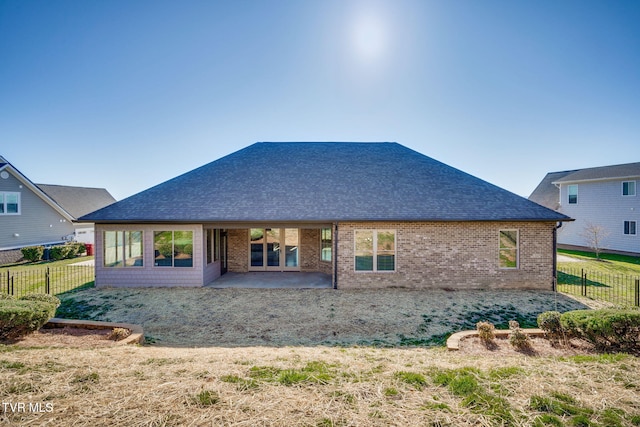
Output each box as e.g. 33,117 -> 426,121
529,162 -> 640,255
79,142 -> 570,289
0,156 -> 116,264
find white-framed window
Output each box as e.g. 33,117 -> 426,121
624,221 -> 637,236
354,230 -> 396,272
104,231 -> 144,267
206,229 -> 220,264
622,181 -> 636,196
0,192 -> 20,215
321,228 -> 332,262
154,230 -> 193,267
499,230 -> 519,269
568,185 -> 578,204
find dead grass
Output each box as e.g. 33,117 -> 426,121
1,345 -> 639,426
2,288 -> 638,426
56,288 -> 588,347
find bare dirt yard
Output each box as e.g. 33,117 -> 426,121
55,288 -> 588,347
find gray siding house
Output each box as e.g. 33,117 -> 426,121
530,162 -> 640,254
0,156 -> 116,262
80,142 -> 570,289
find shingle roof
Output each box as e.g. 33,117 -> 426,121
552,162 -> 640,184
530,162 -> 640,211
80,142 -> 569,223
37,184 -> 116,219
528,170 -> 577,211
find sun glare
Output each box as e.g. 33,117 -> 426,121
350,9 -> 388,64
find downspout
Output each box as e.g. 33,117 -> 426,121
553,222 -> 563,291
333,223 -> 338,290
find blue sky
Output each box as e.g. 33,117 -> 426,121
1,0 -> 638,201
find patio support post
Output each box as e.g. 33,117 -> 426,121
333,223 -> 338,289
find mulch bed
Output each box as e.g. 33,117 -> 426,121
457,335 -> 598,357
6,327 -> 120,348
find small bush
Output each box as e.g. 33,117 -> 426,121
70,243 -> 86,256
21,246 -> 44,262
0,294 -> 15,300
19,293 -> 61,308
48,245 -> 68,261
0,300 -> 58,340
508,320 -> 531,350
538,311 -> 565,343
476,321 -> 496,344
108,327 -> 131,341
560,309 -> 640,353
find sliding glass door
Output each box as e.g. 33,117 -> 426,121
249,228 -> 299,271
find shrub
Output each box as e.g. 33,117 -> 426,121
538,311 -> 565,343
0,294 -> 15,300
48,245 -> 68,261
560,309 -> 640,353
21,246 -> 44,262
19,293 -> 61,308
508,320 -> 531,350
108,327 -> 131,341
476,321 -> 496,344
0,300 -> 58,340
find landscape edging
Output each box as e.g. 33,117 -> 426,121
45,317 -> 144,345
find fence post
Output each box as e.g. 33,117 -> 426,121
45,267 -> 50,294
635,279 -> 639,307
581,269 -> 586,296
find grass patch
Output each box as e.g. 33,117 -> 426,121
394,371 -> 427,389
0,359 -> 26,370
192,390 -> 219,406
430,367 -> 517,425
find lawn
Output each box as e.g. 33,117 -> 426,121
2,256 -> 640,425
0,257 -> 95,297
557,250 -> 640,307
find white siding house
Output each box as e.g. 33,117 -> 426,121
0,156 -> 116,263
530,162 -> 640,254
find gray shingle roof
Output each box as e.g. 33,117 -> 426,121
528,170 -> 576,211
80,142 -> 569,223
37,184 -> 116,219
552,162 -> 640,183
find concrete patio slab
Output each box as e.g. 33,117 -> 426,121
206,272 -> 333,289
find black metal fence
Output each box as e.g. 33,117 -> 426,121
1,265 -> 94,297
557,266 -> 640,307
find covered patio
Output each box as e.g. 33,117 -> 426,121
206,272 -> 333,289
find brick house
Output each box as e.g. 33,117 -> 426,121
80,142 -> 571,289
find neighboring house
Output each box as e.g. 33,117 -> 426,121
0,156 -> 116,263
79,142 -> 570,290
530,162 -> 640,255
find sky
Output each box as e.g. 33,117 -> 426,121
1,0 -> 639,201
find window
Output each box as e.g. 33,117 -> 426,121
154,231 -> 193,267
623,181 -> 636,196
499,230 -> 519,269
104,231 -> 143,267
206,229 -> 213,264
355,230 -> 396,272
207,229 -> 220,264
321,228 -> 332,262
0,192 -> 20,214
568,185 -> 578,204
624,221 -> 637,236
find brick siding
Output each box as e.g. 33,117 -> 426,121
336,221 -> 556,290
